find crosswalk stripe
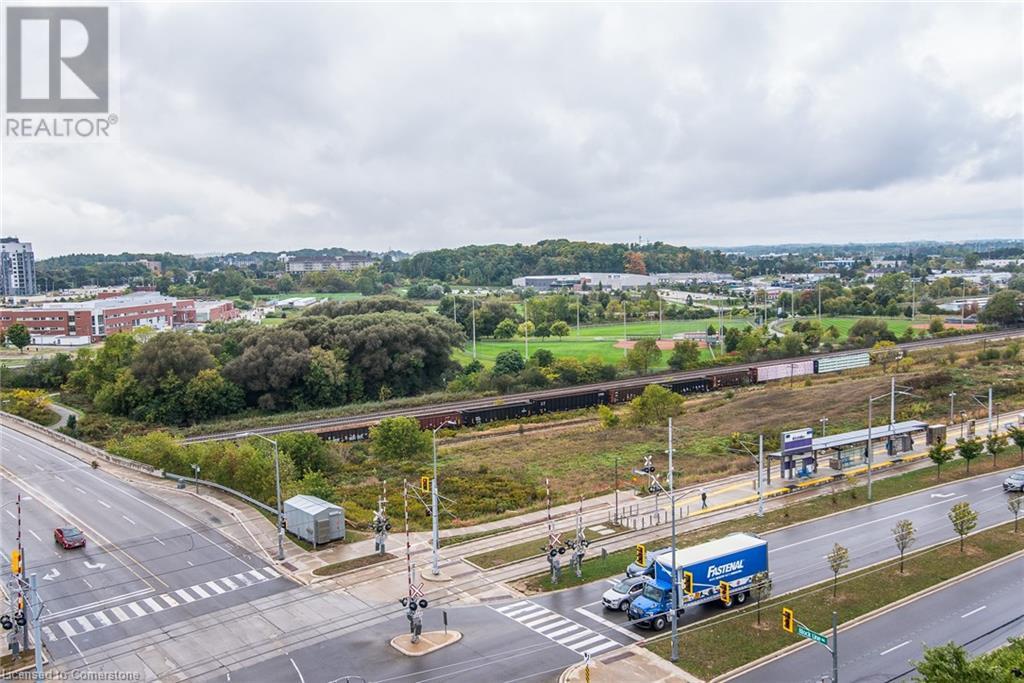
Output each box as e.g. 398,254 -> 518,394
233,573 -> 252,586
205,581 -> 226,595
521,613 -> 561,628
58,621 -> 76,638
496,600 -> 530,613
159,594 -> 179,608
142,598 -> 164,613
247,569 -> 265,581
191,585 -> 210,599
262,567 -> 279,578
126,602 -> 147,618
109,606 -> 130,622
504,605 -> 544,618
42,626 -> 57,642
545,624 -> 584,639
555,629 -> 595,645
568,635 -> 606,651
534,619 -> 571,634
75,616 -> 95,633
511,607 -> 548,621
175,589 -> 196,603
582,640 -> 618,656
220,577 -> 238,591
92,611 -> 112,627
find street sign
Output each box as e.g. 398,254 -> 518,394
797,624 -> 828,646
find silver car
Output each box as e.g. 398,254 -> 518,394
1003,471 -> 1024,493
602,576 -> 652,611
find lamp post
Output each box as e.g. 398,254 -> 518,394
949,392 -> 956,425
191,463 -> 200,494
819,417 -> 829,438
241,432 -> 284,561
866,383 -> 919,501
431,421 -> 457,576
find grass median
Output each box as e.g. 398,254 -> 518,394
312,552 -> 395,577
516,448 -> 1023,593
649,522 -> 1024,679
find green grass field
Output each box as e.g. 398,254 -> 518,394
782,316 -> 921,340
454,318 -> 753,369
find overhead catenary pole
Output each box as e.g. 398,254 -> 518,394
757,433 -> 765,518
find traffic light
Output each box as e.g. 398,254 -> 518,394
10,549 -> 21,574
420,476 -> 430,493
781,607 -> 795,633
682,571 -> 694,596
719,580 -> 730,605
635,544 -> 646,567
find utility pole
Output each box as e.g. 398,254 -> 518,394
867,398 -> 874,501
524,299 -> 529,360
29,573 -> 42,681
659,297 -> 663,340
576,296 -> 581,337
820,417 -> 828,438
832,610 -> 839,683
471,294 -> 477,360
890,376 -> 896,427
623,305 -> 627,358
817,281 -> 821,321
988,387 -> 993,436
430,421 -> 456,576
949,392 -> 956,425
614,456 -> 619,525
757,433 -> 765,518
668,418 -> 679,662
243,433 -> 285,560
961,282 -> 966,327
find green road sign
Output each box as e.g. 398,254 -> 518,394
797,624 -> 828,646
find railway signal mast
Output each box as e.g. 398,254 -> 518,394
399,481 -> 428,643
565,497 -> 589,578
541,478 -> 565,584
372,481 -> 391,555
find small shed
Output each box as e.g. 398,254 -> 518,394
283,495 -> 345,545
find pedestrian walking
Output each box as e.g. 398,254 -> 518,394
700,488 -> 708,509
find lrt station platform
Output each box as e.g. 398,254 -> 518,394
769,420 -> 942,484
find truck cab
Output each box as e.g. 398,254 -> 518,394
628,532 -> 768,630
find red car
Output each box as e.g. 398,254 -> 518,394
54,526 -> 86,549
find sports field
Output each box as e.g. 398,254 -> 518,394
454,318 -> 754,369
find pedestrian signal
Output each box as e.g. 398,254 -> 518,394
719,580 -> 730,605
420,476 -> 430,493
781,607 -> 794,633
634,544 -> 646,567
682,571 -> 694,596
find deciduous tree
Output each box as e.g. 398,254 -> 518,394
948,501 -> 978,552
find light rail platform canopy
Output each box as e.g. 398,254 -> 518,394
771,420 -> 929,481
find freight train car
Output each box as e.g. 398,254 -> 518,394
707,369 -> 749,389
755,360 -> 815,383
532,390 -> 608,414
316,424 -> 372,443
608,383 -> 652,404
418,411 -> 463,430
461,401 -> 533,425
665,378 -> 711,395
814,352 -> 870,374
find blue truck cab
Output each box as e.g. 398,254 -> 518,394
628,532 -> 768,630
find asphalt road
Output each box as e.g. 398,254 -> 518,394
226,467 -> 1024,683
731,555 -> 1024,683
0,425 -> 292,663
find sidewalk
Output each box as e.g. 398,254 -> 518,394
559,645 -> 701,683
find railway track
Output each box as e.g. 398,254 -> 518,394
182,328 -> 1024,443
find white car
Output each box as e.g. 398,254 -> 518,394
602,576 -> 651,611
1003,471 -> 1024,493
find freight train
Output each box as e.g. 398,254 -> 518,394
313,352 -> 871,443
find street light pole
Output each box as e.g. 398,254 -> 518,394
668,417 -> 679,662
471,294 -> 477,360
949,392 -> 956,425
867,398 -> 874,501
243,433 -> 285,561
820,417 -> 829,438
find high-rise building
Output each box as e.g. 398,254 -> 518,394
0,237 -> 37,297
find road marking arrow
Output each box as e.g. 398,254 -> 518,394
83,561 -> 106,570
930,493 -> 956,499
43,569 -> 60,581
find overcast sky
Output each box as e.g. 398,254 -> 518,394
4,2 -> 1022,258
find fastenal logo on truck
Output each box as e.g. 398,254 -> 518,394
707,559 -> 744,579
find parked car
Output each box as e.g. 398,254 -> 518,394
1003,471 -> 1024,493
54,526 -> 86,549
602,575 -> 652,611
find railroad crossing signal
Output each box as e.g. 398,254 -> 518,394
10,550 -> 20,574
781,607 -> 795,633
682,571 -> 694,597
420,476 -> 430,493
719,580 -> 730,605
635,544 -> 646,567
